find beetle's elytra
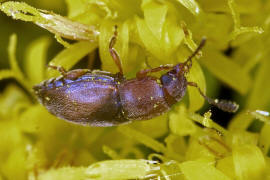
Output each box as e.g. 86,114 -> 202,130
33,26 -> 239,127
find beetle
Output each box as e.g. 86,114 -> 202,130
33,26 -> 239,127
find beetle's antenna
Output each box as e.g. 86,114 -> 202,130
184,38 -> 239,113
182,37 -> 206,72
188,82 -> 239,113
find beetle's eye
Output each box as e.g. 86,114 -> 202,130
161,74 -> 173,86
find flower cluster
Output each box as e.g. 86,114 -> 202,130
0,0 -> 269,179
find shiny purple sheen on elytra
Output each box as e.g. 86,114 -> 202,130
33,68 -> 187,127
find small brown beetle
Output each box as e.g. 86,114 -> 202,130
33,27 -> 239,127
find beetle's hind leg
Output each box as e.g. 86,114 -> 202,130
187,82 -> 239,113
47,65 -> 67,76
109,25 -> 124,76
47,65 -> 88,80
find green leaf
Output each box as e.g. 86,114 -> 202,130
260,124 -> 270,155
131,114 -> 168,138
136,16 -> 163,59
162,18 -> 185,59
187,60 -> 206,111
175,0 -> 201,16
230,131 -> 259,146
65,0 -> 86,18
39,160 -> 160,180
233,145 -> 266,180
38,167 -> 88,180
118,126 -> 167,153
25,36 -> 51,84
102,145 -> 120,160
0,84 -> 31,119
247,57 -> 270,109
169,104 -> 197,136
191,13 -> 232,50
118,126 -> 183,161
19,105 -> 42,133
180,160 -> 231,180
86,160 -> 160,180
1,148 -> 27,180
136,15 -> 184,61
228,111 -> 254,131
0,1 -> 99,41
0,120 -> 27,180
8,34 -> 22,76
118,21 -> 130,73
0,2 -> 43,22
0,70 -> 16,81
142,0 -> 168,40
200,46 -> 251,95
216,156 -> 236,179
0,120 -> 23,157
48,41 -> 97,77
6,34 -> 33,92
165,134 -> 187,156
99,20 -> 118,73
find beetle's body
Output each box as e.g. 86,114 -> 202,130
33,28 -> 238,127
34,67 -> 188,126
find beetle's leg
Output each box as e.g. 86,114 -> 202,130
65,69 -> 89,80
136,64 -> 174,79
47,65 -> 67,76
180,37 -> 206,73
187,82 -> 239,113
47,65 -> 87,79
109,25 -> 124,75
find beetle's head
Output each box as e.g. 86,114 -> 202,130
160,38 -> 206,105
160,68 -> 187,105
162,37 -> 239,113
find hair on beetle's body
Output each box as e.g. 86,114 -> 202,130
33,26 -> 239,127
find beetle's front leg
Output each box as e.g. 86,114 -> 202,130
136,64 -> 174,79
